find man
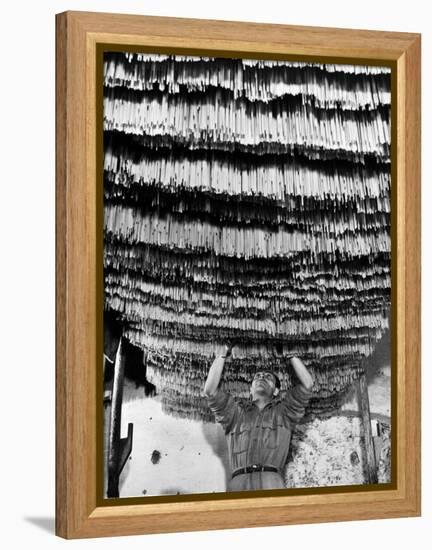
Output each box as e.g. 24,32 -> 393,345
204,343 -> 313,492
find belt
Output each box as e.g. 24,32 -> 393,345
232,464 -> 279,479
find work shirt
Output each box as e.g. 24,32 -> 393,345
207,384 -> 312,491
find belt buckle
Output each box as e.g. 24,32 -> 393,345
251,464 -> 260,472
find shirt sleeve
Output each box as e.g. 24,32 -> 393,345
206,388 -> 240,434
281,383 -> 312,426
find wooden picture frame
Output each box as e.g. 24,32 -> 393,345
55,10 -> 421,539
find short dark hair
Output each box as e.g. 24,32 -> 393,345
272,372 -> 281,390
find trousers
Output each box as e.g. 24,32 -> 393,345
228,470 -> 285,492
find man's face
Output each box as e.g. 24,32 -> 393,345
250,371 -> 278,399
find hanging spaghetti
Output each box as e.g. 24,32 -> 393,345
103,52 -> 391,420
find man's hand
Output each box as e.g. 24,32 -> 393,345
274,342 -> 283,357
222,342 -> 233,359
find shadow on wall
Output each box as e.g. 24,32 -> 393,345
201,419 -> 231,491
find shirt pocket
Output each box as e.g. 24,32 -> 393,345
261,418 -> 284,450
231,421 -> 251,455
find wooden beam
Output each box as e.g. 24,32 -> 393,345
107,336 -> 126,497
357,371 -> 378,484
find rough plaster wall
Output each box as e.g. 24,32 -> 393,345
286,416 -> 391,488
287,331 -> 391,488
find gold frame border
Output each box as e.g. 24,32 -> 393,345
55,11 -> 421,539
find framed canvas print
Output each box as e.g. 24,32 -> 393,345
55,11 -> 421,539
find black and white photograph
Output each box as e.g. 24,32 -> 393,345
102,51 -> 392,499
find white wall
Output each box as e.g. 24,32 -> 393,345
1,1 -> 430,548
114,381 -> 230,497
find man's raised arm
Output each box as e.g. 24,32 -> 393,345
203,343 -> 232,397
274,346 -> 313,425
289,356 -> 314,391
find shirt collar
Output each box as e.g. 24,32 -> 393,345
245,395 -> 282,410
